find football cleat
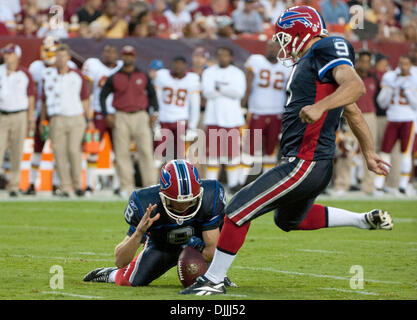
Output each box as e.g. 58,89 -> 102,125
224,276 -> 238,288
365,209 -> 393,230
83,267 -> 117,283
178,275 -> 226,295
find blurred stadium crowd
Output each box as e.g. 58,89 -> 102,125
0,0 -> 417,200
0,0 -> 416,42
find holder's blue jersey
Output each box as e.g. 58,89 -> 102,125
280,36 -> 355,161
123,180 -> 226,249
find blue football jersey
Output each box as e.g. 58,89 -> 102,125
123,180 -> 226,248
280,36 -> 355,161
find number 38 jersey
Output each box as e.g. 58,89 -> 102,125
245,54 -> 291,115
123,180 -> 225,249
280,36 -> 355,161
154,69 -> 201,124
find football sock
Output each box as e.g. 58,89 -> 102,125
399,153 -> 412,190
205,166 -> 219,180
108,269 -> 117,283
238,164 -> 251,186
296,204 -> 328,230
296,205 -> 369,229
327,206 -> 369,229
204,249 -> 236,284
374,152 -> 390,190
226,165 -> 240,188
399,174 -> 410,191
205,216 -> 250,284
374,175 -> 386,190
115,268 -> 132,287
239,153 -> 253,185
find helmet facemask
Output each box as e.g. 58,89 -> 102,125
273,32 -> 312,67
159,187 -> 204,225
273,32 -> 293,67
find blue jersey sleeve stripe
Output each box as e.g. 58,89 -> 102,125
203,215 -> 220,227
318,58 -> 353,79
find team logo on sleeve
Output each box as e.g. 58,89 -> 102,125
278,11 -> 313,29
160,168 -> 172,190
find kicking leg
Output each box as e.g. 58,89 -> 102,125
179,158 -> 318,295
276,199 -> 392,231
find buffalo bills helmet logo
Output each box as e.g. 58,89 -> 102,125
278,11 -> 313,29
160,168 -> 171,190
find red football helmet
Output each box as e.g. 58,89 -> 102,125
273,6 -> 328,64
159,160 -> 204,225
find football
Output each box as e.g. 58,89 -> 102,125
177,246 -> 208,288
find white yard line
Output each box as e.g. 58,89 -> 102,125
296,249 -> 342,254
319,287 -> 379,296
0,225 -> 70,231
234,266 -> 402,285
392,218 -> 416,223
6,254 -> 112,262
41,291 -> 103,299
74,252 -> 113,257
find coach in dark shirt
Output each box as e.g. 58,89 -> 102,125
100,45 -> 158,197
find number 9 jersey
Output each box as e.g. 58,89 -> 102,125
245,54 -> 291,115
280,36 -> 355,161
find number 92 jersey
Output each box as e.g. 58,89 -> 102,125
280,36 -> 355,161
245,54 -> 291,115
123,180 -> 226,249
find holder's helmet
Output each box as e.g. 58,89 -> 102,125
159,160 -> 204,225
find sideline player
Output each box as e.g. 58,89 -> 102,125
180,6 -> 393,295
83,160 -> 234,287
202,47 -> 246,192
375,55 -> 417,195
25,37 -> 77,195
240,40 -> 291,186
82,45 -> 123,194
153,56 -> 200,163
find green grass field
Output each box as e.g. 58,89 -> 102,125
0,199 -> 416,300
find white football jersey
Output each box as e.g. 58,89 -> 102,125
202,64 -> 246,128
381,70 -> 417,122
82,58 -> 123,114
245,54 -> 291,115
29,59 -> 77,117
154,69 -> 200,125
